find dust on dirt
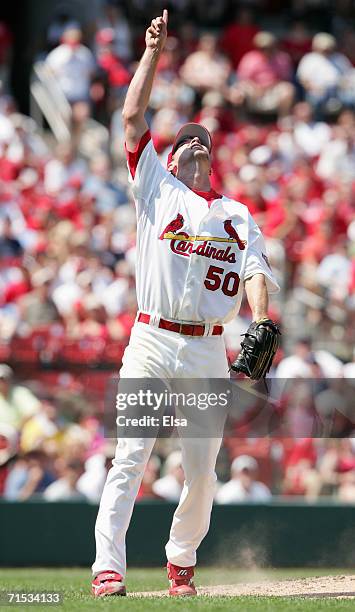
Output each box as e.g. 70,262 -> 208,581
130,575 -> 355,598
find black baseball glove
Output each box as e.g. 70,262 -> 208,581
230,319 -> 281,380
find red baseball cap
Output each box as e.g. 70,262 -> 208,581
167,122 -> 212,167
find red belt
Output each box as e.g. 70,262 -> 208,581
137,312 -> 223,337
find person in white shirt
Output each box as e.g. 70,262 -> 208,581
0,364 -> 41,431
45,26 -> 95,104
77,444 -> 116,503
44,142 -> 87,195
96,3 -> 133,62
152,451 -> 184,502
216,455 -> 271,504
343,349 -> 355,380
297,33 -> 355,118
292,102 -> 331,158
43,459 -> 86,501
276,337 -> 344,379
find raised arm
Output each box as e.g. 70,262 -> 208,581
122,9 -> 168,152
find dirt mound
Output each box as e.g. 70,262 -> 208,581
130,575 -> 355,598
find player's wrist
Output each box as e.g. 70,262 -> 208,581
253,313 -> 269,323
144,45 -> 162,63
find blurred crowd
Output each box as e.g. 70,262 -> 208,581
0,0 -> 355,502
1,364 -> 355,503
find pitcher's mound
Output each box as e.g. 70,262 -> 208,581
130,575 -> 355,598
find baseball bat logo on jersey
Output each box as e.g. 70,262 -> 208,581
159,213 -> 185,240
159,214 -> 246,262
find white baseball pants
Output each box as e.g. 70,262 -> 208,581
92,321 -> 229,576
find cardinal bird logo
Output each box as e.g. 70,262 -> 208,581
159,213 -> 185,240
223,220 -> 246,250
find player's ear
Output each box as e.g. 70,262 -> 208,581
168,160 -> 177,176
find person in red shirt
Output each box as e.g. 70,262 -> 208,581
281,21 -> 312,67
2,266 -> 31,305
0,143 -> 21,181
220,7 -> 259,69
96,28 -> 131,90
230,31 -> 295,117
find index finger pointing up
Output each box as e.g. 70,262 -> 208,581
162,9 -> 168,25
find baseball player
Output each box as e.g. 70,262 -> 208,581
92,9 -> 280,598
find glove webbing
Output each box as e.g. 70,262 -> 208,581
244,328 -> 279,380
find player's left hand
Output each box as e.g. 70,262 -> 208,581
145,9 -> 168,53
230,318 -> 281,380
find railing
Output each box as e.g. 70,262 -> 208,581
30,62 -> 72,142
30,61 -> 109,154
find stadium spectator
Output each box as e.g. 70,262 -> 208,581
76,440 -> 116,503
46,11 -> 81,52
0,365 -> 41,431
216,455 -> 271,503
82,153 -> 128,213
193,90 -> 237,138
4,450 -> 54,500
95,28 -> 131,94
315,379 -> 355,437
0,423 -> 17,465
177,21 -> 198,60
281,438 -> 320,500
149,37 -> 195,117
343,349 -> 355,379
44,142 -> 87,195
137,455 -> 162,500
0,95 -> 17,167
44,26 -> 95,105
231,31 -> 295,117
281,21 -> 312,67
291,101 -> 332,158
43,458 -> 86,501
18,271 -> 59,328
0,423 -> 17,496
279,381 -> 322,437
297,33 -> 355,118
20,401 -> 60,454
316,243 -> 351,297
337,471 -> 355,503
220,6 -> 259,69
152,451 -> 184,502
0,217 -> 23,259
276,337 -> 343,378
96,2 -> 133,62
180,33 -> 231,94
314,439 -> 355,499
340,26 -> 355,66
316,123 -> 355,182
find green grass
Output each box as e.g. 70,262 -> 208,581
0,568 -> 355,611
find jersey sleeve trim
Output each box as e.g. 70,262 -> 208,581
125,129 -> 151,179
244,269 -> 280,294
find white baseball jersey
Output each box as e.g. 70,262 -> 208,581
126,131 -> 279,325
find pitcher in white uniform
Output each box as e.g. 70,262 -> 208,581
92,9 -> 279,598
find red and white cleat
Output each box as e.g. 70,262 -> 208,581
91,571 -> 126,597
167,562 -> 197,597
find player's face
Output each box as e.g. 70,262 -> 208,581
172,135 -> 210,166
